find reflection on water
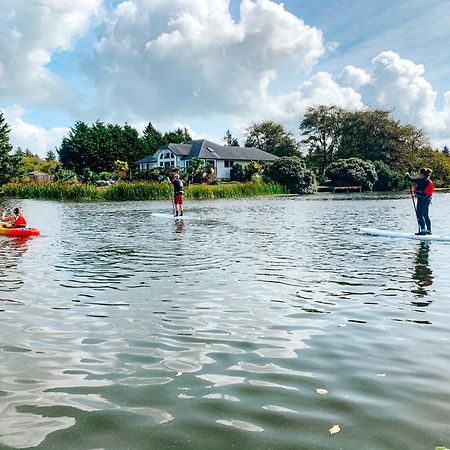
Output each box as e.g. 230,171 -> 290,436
411,241 -> 434,301
0,195 -> 450,450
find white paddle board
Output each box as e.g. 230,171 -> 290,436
361,227 -> 450,242
151,213 -> 202,220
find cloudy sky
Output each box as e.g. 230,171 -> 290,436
1,0 -> 450,156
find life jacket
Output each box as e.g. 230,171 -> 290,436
414,179 -> 434,198
13,214 -> 27,228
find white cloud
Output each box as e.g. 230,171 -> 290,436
85,0 -> 326,121
2,105 -> 69,157
0,0 -> 102,105
370,51 -> 447,131
339,65 -> 371,89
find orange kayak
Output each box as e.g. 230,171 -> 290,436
0,224 -> 40,237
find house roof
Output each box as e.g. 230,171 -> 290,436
135,155 -> 157,164
136,139 -> 277,163
182,140 -> 277,161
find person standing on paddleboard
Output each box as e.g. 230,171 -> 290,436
169,173 -> 184,217
1,207 -> 27,228
406,168 -> 434,235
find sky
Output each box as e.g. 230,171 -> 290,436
1,0 -> 450,157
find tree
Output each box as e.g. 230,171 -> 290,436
223,129 -> 239,146
142,122 -> 164,155
337,109 -> 428,169
45,150 -> 57,161
266,156 -> 316,194
326,158 -> 378,191
244,121 -> 300,157
186,158 -> 215,184
0,112 -> 24,184
300,105 -> 344,179
443,145 -> 449,156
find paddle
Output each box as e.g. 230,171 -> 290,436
167,177 -> 175,216
409,184 -> 420,233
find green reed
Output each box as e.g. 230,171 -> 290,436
1,181 -> 286,201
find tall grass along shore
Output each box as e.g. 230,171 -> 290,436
1,181 -> 287,201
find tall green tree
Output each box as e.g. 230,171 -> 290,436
244,121 -> 300,157
0,112 -> 24,184
58,121 -> 144,175
300,105 -> 344,179
223,129 -> 239,146
337,110 -> 428,169
142,122 -> 164,155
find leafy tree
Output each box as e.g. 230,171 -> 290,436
267,156 -> 316,194
22,154 -> 59,175
326,158 -> 378,191
338,110 -> 428,169
186,158 -> 215,184
0,112 -> 25,184
244,161 -> 264,181
244,121 -> 300,157
223,129 -> 239,146
300,105 -> 345,179
52,166 -> 78,183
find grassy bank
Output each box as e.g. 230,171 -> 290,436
1,181 -> 287,201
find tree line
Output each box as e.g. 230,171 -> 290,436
1,107 -> 449,191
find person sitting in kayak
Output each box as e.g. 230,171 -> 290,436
1,207 -> 27,228
169,173 -> 184,217
406,168 -> 434,235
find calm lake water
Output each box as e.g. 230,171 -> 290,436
0,193 -> 449,450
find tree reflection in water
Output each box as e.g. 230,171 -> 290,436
411,241 -> 433,305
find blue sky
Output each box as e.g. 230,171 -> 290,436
1,0 -> 449,156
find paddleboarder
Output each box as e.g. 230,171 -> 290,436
406,168 -> 434,235
168,173 -> 184,217
1,207 -> 27,228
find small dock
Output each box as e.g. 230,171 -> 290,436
318,185 -> 362,193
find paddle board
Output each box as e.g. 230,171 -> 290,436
361,227 -> 450,242
151,213 -> 202,220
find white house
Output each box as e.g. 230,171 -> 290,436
135,139 -> 277,180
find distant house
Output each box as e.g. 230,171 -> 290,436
28,171 -> 54,183
135,139 -> 277,180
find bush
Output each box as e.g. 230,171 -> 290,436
373,161 -> 407,191
230,163 -> 245,182
266,156 -> 316,194
52,166 -> 78,184
326,157 -> 377,191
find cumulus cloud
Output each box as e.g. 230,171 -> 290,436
339,65 -> 371,89
86,0 -> 326,121
0,0 -> 102,105
2,105 -> 69,157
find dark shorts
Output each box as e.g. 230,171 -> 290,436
174,193 -> 183,206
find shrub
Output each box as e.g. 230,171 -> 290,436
230,163 -> 245,182
373,160 -> 407,191
266,156 -> 316,194
52,166 -> 78,184
326,157 -> 377,191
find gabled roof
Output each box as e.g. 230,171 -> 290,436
182,140 -> 277,161
136,139 -> 278,163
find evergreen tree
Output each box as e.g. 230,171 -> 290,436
0,112 -> 24,184
223,129 -> 239,146
45,150 -> 57,161
443,145 -> 449,156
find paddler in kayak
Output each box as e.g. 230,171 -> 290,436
1,207 -> 27,228
168,173 -> 184,217
406,168 -> 434,235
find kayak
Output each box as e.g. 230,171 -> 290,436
0,225 -> 40,237
361,227 -> 450,242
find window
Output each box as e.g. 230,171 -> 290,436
206,159 -> 216,168
164,161 -> 172,168
224,160 -> 234,168
159,162 -> 164,167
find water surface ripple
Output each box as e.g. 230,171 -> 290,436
0,194 -> 449,449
